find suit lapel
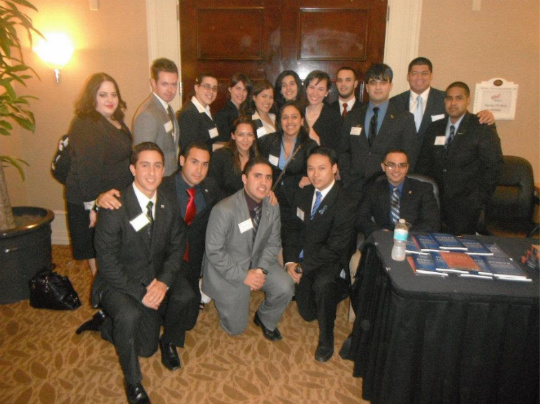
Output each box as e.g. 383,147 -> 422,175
377,102 -> 396,139
310,185 -> 338,223
448,112 -> 470,157
252,199 -> 272,251
150,191 -> 168,253
378,180 -> 391,224
125,186 -> 152,253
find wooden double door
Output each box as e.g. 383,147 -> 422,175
180,0 -> 387,109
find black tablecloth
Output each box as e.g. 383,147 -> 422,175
341,231 -> 539,404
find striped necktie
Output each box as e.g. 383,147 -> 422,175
390,188 -> 400,224
445,125 -> 455,154
252,204 -> 262,242
146,201 -> 154,239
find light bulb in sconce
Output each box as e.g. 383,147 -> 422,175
33,32 -> 74,83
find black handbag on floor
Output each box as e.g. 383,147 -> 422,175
29,264 -> 81,310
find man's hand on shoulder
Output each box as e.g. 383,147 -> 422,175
244,269 -> 266,291
142,279 -> 168,310
476,110 -> 495,125
97,189 -> 122,210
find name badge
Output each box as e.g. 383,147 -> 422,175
297,208 -> 305,221
269,155 -> 279,167
209,127 -> 219,139
238,218 -> 254,233
164,121 -> 173,133
431,114 -> 445,122
350,126 -> 362,136
434,136 -> 446,146
257,127 -> 267,138
130,213 -> 150,232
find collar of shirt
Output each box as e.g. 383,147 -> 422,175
153,92 -> 172,113
387,179 -> 405,196
252,111 -> 276,133
132,182 -> 157,217
244,190 -> 262,216
339,97 -> 356,114
445,114 -> 465,139
409,87 -> 431,114
191,96 -> 212,119
312,180 -> 335,210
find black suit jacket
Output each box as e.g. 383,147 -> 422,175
416,112 -> 503,234
159,174 -> 222,277
338,102 -> 418,197
390,87 -> 446,142
177,101 -> 218,152
284,184 -> 356,276
215,100 -> 239,143
311,104 -> 342,151
92,184 -> 184,307
356,177 -> 440,237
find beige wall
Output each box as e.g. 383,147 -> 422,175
418,0 -> 540,181
2,0 -> 149,210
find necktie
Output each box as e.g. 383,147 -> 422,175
342,102 -> 348,119
445,125 -> 455,154
146,201 -> 154,239
413,95 -> 423,132
390,188 -> 400,224
369,107 -> 379,147
252,204 -> 262,242
311,191 -> 322,220
183,188 -> 196,261
167,105 -> 176,139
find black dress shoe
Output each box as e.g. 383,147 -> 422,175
76,310 -> 107,334
159,338 -> 181,371
125,381 -> 150,404
315,342 -> 334,362
253,312 -> 282,341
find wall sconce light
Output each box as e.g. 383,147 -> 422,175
33,32 -> 74,83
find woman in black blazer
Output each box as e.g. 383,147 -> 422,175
304,70 -> 342,151
65,73 -> 133,276
208,116 -> 259,198
258,101 -> 317,238
243,80 -> 277,142
215,73 -> 252,142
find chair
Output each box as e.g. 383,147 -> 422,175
483,156 -> 538,238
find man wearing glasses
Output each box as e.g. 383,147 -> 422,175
178,73 -> 220,152
356,149 -> 440,237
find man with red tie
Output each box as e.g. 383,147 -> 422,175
329,67 -> 362,120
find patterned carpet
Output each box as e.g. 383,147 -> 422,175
0,245 -> 369,404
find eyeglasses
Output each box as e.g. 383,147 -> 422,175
199,84 -> 218,93
383,162 -> 408,169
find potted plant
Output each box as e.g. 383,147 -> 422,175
0,0 -> 54,304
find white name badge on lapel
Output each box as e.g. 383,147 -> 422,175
238,219 -> 254,233
257,127 -> 267,138
434,136 -> 446,146
350,126 -> 362,136
164,121 -> 173,133
209,127 -> 219,139
297,208 -> 305,221
130,213 -> 150,232
431,114 -> 445,122
268,155 -> 279,167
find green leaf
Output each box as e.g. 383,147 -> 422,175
0,155 -> 29,180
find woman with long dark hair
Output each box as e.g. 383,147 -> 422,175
274,70 -> 303,111
215,73 -> 253,142
245,80 -> 276,141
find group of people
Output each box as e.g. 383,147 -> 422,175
65,56 -> 504,404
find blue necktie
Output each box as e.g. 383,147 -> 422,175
445,125 -> 455,154
390,188 -> 400,224
311,191 -> 322,220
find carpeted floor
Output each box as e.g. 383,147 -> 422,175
0,245 -> 369,404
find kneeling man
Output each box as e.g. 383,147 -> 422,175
203,157 -> 294,340
92,142 -> 194,404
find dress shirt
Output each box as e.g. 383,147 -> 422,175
312,180 -> 335,211
364,100 -> 389,139
244,190 -> 263,221
175,174 -> 206,218
191,96 -> 213,119
408,87 -> 430,115
388,180 -> 404,203
132,182 -> 157,218
445,114 -> 466,140
339,97 -> 357,115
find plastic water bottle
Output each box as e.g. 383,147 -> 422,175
391,219 -> 408,261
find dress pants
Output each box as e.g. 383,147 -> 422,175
295,266 -> 348,346
99,273 -> 197,384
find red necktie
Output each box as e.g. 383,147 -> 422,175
342,102 -> 348,118
183,188 -> 197,261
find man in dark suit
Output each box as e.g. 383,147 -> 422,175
203,157 -> 294,340
356,149 -> 440,237
339,63 -> 418,201
285,147 -> 356,362
159,142 -> 222,337
416,82 -> 503,235
92,142 -> 194,404
329,67 -> 362,119
390,57 -> 495,144
177,73 -> 219,152
133,58 -> 180,176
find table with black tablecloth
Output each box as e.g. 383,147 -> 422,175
340,230 -> 539,404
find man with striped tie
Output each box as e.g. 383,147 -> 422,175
284,146 -> 357,362
356,149 -> 440,238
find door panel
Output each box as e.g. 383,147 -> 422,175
180,0 -> 387,109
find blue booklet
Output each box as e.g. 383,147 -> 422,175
484,256 -> 529,280
414,234 -> 440,252
431,233 -> 467,251
460,238 -> 493,256
406,236 -> 428,255
469,256 -> 494,276
407,254 -> 448,277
